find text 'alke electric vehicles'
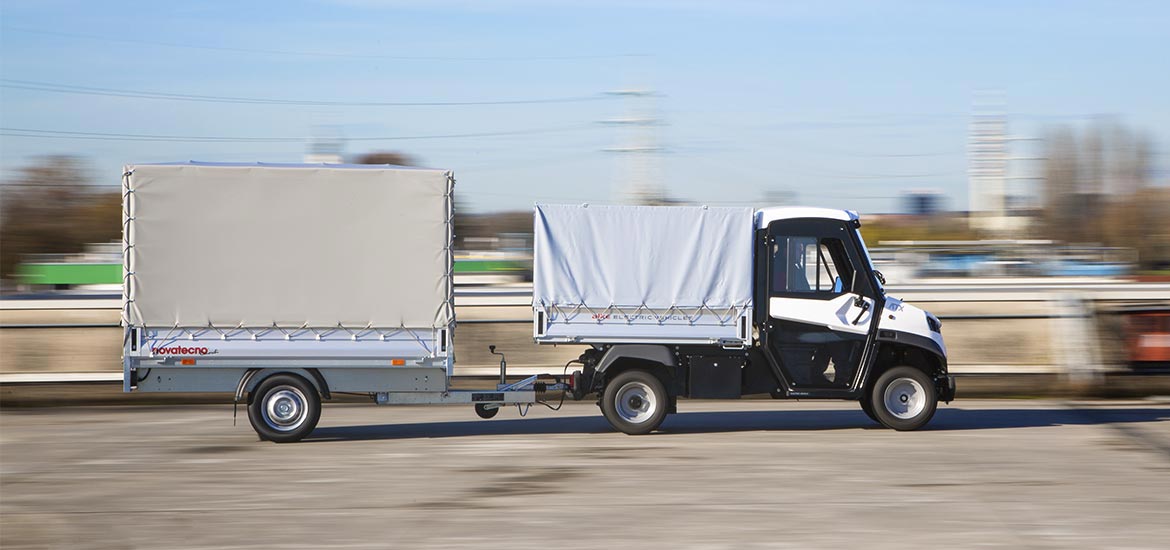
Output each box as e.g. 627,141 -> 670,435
122,163 -> 953,442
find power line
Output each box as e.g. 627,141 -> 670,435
0,79 -> 614,107
822,171 -> 960,179
0,183 -> 117,189
0,125 -> 596,143
1,128 -> 299,143
1,26 -> 648,62
768,138 -> 962,158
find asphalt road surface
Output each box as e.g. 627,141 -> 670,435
3,399 -> 1170,549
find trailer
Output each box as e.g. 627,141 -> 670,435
123,162 -> 953,442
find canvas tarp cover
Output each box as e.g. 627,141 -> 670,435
533,204 -> 754,310
124,162 -> 452,329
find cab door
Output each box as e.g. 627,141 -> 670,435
763,218 -> 879,391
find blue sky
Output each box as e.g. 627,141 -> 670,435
1,0 -> 1167,213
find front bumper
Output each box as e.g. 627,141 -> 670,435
937,374 -> 956,403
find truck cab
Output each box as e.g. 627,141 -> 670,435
560,206 -> 954,434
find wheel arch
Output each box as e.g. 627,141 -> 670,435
593,344 -> 683,400
596,344 -> 678,373
240,368 -> 331,404
870,338 -> 953,402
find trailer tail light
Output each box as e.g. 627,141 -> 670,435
391,359 -> 406,366
180,358 -> 196,365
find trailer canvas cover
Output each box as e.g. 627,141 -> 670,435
533,204 -> 754,344
123,162 -> 453,331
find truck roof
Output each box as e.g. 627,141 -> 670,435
130,161 -> 448,173
755,206 -> 860,227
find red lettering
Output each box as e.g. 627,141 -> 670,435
150,346 -> 211,356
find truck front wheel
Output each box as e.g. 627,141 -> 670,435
601,370 -> 669,435
248,374 -> 321,443
870,366 -> 937,431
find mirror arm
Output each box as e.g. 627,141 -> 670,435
851,299 -> 871,325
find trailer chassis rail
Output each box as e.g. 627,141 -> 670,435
374,376 -> 570,406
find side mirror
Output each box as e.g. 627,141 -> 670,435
874,270 -> 886,286
832,276 -> 843,293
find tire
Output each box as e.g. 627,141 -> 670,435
869,366 -> 937,431
600,370 -> 669,435
474,403 -> 500,419
248,374 -> 321,443
859,395 -> 880,424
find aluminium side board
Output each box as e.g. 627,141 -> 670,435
121,162 -> 455,394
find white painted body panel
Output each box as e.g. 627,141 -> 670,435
768,293 -> 875,334
755,207 -> 859,228
878,295 -> 947,356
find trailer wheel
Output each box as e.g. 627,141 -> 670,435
248,374 -> 321,443
601,370 -> 668,435
474,403 -> 500,419
869,366 -> 937,431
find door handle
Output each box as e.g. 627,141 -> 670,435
851,298 -> 871,325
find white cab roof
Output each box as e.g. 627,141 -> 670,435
754,206 -> 859,228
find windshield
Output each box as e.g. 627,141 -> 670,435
854,228 -> 884,294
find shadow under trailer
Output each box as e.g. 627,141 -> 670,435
121,162 -> 954,442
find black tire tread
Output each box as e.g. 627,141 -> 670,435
600,370 -> 669,435
869,366 -> 937,431
247,374 -> 322,443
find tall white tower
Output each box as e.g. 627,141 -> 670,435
968,93 -> 1009,232
601,89 -> 664,204
304,126 -> 345,164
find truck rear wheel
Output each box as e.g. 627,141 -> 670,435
601,370 -> 669,435
248,374 -> 321,443
869,366 -> 937,431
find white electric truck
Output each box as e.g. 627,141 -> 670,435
122,162 -> 953,442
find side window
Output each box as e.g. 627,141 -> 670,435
771,236 -> 853,296
808,241 -> 841,292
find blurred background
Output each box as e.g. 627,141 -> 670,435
1,1 -> 1168,380
3,4 -> 1170,549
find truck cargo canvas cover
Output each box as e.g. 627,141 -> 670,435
533,204 -> 754,344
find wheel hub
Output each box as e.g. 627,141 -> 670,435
264,387 -> 308,431
883,378 -> 926,420
615,381 -> 656,424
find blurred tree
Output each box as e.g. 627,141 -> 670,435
351,150 -> 477,248
859,213 -> 979,248
0,156 -> 121,281
352,151 -> 417,166
1040,121 -> 1166,269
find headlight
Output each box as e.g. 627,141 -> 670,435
926,313 -> 942,334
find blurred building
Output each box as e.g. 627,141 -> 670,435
304,133 -> 345,164
902,189 -> 943,216
762,189 -> 797,207
968,94 -> 1035,235
601,89 -> 664,204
